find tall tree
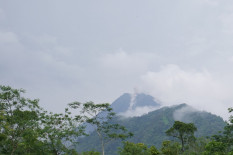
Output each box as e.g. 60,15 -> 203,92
0,85 -> 43,154
39,108 -> 85,154
210,107 -> 233,153
166,121 -> 197,152
69,102 -> 133,155
0,85 -> 85,154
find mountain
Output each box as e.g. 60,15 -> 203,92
111,93 -> 160,115
83,93 -> 160,134
132,93 -> 160,109
118,104 -> 225,145
75,103 -> 226,154
110,93 -> 131,113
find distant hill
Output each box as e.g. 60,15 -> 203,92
75,99 -> 226,155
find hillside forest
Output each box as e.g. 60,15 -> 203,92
0,85 -> 232,155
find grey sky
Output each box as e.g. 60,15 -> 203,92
1,0 -> 233,120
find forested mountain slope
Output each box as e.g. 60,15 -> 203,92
75,103 -> 226,154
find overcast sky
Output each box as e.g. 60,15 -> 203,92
1,0 -> 233,120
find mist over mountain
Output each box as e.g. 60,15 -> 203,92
111,93 -> 160,117
76,94 -> 226,154
84,93 -> 160,133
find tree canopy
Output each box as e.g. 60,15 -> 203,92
0,85 -> 85,154
166,121 -> 197,152
69,101 -> 133,155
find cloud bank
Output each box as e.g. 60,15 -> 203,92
1,1 -> 233,120
140,64 -> 232,120
119,106 -> 159,118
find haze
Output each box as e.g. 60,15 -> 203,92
1,0 -> 233,120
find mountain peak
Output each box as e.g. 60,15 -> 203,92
111,93 -> 131,113
111,93 -> 160,117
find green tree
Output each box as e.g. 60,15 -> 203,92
165,121 -> 197,152
203,141 -> 226,155
210,107 -> 233,154
149,145 -> 160,155
0,85 -> 85,154
160,140 -> 181,155
182,137 -> 209,155
0,85 -> 44,154
118,141 -> 159,155
81,151 -> 101,155
69,102 -> 133,155
39,108 -> 85,154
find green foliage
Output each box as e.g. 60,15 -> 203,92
203,141 -> 226,155
118,141 -> 159,155
166,121 -> 197,152
210,107 -> 233,154
69,102 -> 133,155
2,85 -> 232,155
182,137 -> 209,155
39,109 -> 85,154
80,151 -> 101,155
162,115 -> 169,125
75,104 -> 226,154
0,85 -> 84,154
0,85 -> 44,154
149,145 -> 160,155
160,140 -> 181,155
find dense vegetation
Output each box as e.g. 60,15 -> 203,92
118,115 -> 233,155
0,85 -> 232,155
0,85 -> 131,155
77,104 -> 227,154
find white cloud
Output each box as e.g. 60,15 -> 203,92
33,34 -> 57,47
99,50 -> 160,77
0,31 -> 19,44
173,105 -> 199,122
100,50 -> 147,71
140,64 -> 232,120
36,50 -> 83,79
219,13 -> 233,34
0,8 -> 5,20
201,0 -> 218,6
0,32 -> 85,113
1,0 -> 233,120
119,106 -> 159,118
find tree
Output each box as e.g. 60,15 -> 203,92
81,151 -> 101,155
39,108 -> 85,154
182,137 -> 209,155
118,141 -> 159,155
0,85 -> 85,154
0,85 -> 44,154
165,121 -> 197,152
149,145 -> 160,155
160,140 -> 180,155
69,102 -> 133,155
210,107 -> 233,153
203,141 -> 226,155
